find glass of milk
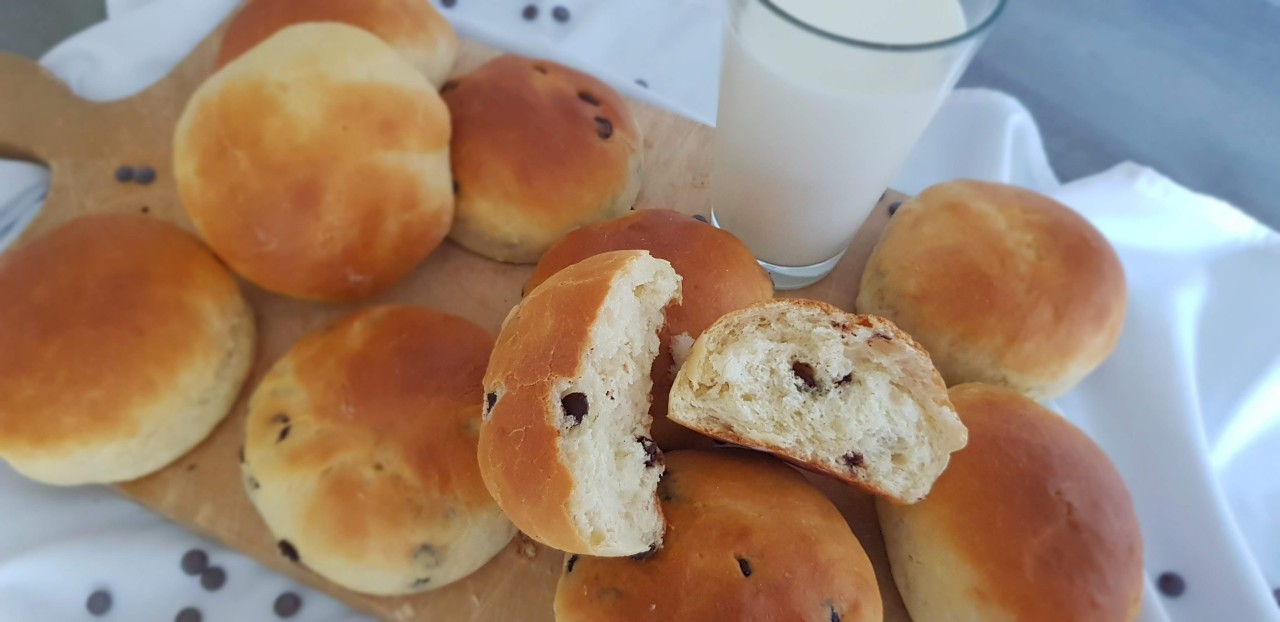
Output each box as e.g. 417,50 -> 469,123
710,0 -> 1006,289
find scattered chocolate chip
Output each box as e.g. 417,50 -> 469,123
552,5 -> 570,22
238,446 -> 245,463
565,554 -> 579,573
869,333 -> 893,343
638,436 -> 663,468
181,549 -> 209,576
841,452 -> 865,469
277,425 -> 291,443
791,362 -> 818,389
412,577 -> 431,587
486,392 -> 497,413
594,116 -> 614,139
440,80 -> 458,94
278,540 -> 299,563
836,373 -> 853,385
114,166 -> 134,183
692,214 -> 708,222
271,413 -> 289,425
140,206 -> 150,214
135,165 -> 157,184
888,201 -> 902,216
440,0 -> 457,7
562,392 -> 589,427
1157,572 -> 1185,597
415,544 -> 441,568
175,607 -> 203,622
635,78 -> 649,88
134,167 -> 156,185
737,557 -> 752,577
200,566 -> 227,591
712,439 -> 730,446
521,4 -> 538,19
578,91 -> 601,106
630,544 -> 658,561
86,589 -> 112,616
533,64 -> 548,74
828,603 -> 842,622
1273,587 -> 1279,607
247,476 -> 260,490
273,592 -> 303,618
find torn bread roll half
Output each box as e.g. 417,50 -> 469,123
668,299 -> 967,504
478,250 -> 682,556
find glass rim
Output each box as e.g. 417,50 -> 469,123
752,0 -> 1009,52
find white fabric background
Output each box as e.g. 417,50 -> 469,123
0,1 -> 1277,620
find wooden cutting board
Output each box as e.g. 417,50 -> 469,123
0,15 -> 912,622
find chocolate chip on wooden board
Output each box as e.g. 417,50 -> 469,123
792,362 -> 818,389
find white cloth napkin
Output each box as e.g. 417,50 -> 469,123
2,2 -> 1278,621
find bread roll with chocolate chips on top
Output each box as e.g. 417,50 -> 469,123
480,251 -> 681,556
528,209 -> 773,449
443,55 -> 643,263
0,214 -> 253,485
217,0 -> 459,86
668,299 -> 966,504
243,306 -> 514,595
857,180 -> 1127,400
555,449 -> 882,622
878,383 -> 1144,622
176,23 -> 453,301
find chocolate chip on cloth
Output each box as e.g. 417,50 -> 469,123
527,209 -> 773,450
242,306 -> 514,595
554,449 -> 882,621
442,54 -> 644,263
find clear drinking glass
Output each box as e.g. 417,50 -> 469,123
710,0 -> 1007,289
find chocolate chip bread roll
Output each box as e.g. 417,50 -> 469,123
443,55 -> 643,263
878,383 -> 1143,621
668,299 -> 967,504
555,449 -> 883,622
528,209 -> 774,449
176,23 -> 453,301
217,0 -> 459,86
243,306 -> 513,595
480,251 -> 681,556
0,214 -> 254,485
857,180 -> 1127,400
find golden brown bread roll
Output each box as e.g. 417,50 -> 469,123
217,0 -> 459,86
856,180 -> 1126,400
176,22 -> 453,301
527,209 -> 773,449
480,251 -> 681,556
443,55 -> 643,263
555,449 -> 883,622
878,383 -> 1144,622
243,305 -> 514,595
0,214 -> 254,485
668,299 -> 966,504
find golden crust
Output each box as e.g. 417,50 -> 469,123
444,55 -> 643,263
0,213 -> 253,485
216,0 -> 459,85
479,250 -> 654,554
878,383 -> 1143,622
527,209 -> 773,449
244,306 -> 513,595
856,180 -> 1126,400
176,23 -> 453,301
554,449 -> 883,622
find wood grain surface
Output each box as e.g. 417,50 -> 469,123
0,15 -> 911,622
